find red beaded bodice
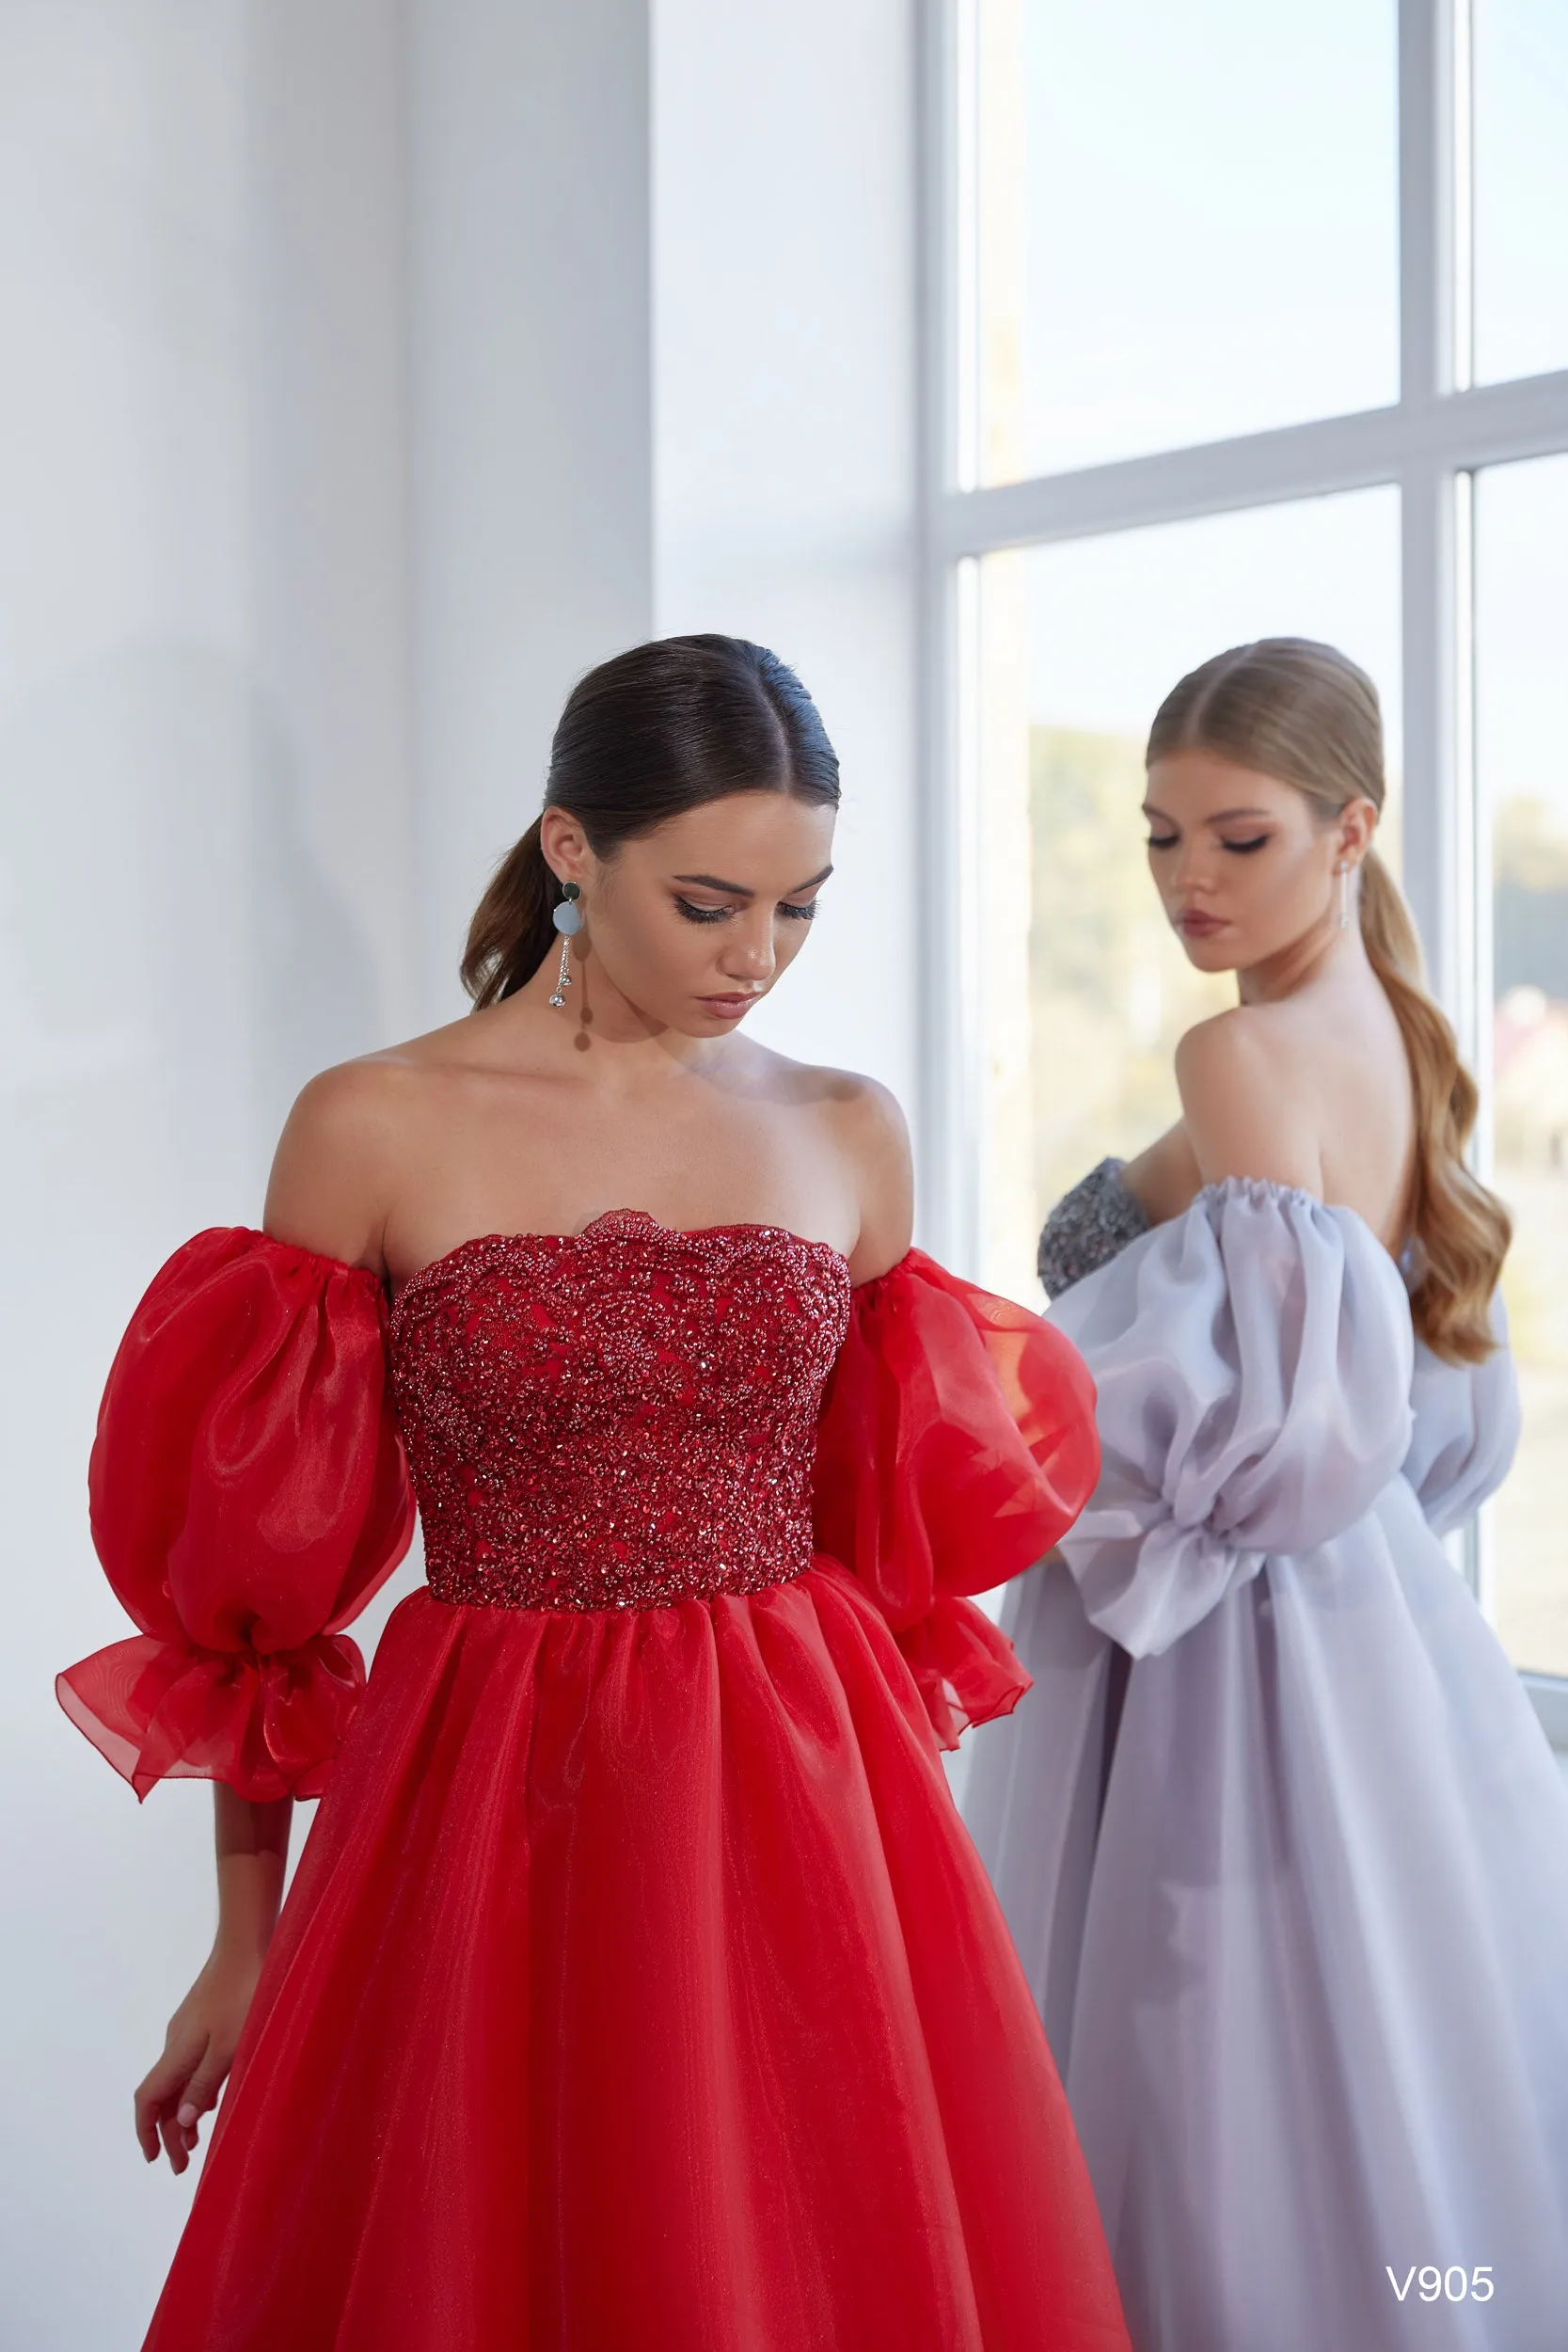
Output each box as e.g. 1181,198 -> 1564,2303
388,1210 -> 854,1612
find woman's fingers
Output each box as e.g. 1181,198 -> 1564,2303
133,2065 -> 161,2163
135,2033 -> 206,2171
133,1955 -> 256,2174
135,2060 -> 182,2164
158,2106 -> 190,2175
175,2043 -> 231,2154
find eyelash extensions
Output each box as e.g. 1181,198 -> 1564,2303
673,897 -> 819,926
1144,835 -> 1270,855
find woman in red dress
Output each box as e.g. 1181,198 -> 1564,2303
59,636 -> 1129,2351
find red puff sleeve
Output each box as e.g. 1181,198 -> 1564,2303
57,1228 -> 416,1803
811,1247 -> 1100,1749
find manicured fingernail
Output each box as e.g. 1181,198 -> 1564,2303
176,2104 -> 198,2128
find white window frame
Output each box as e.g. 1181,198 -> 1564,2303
916,0 -> 1568,1735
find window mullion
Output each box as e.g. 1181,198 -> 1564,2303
1398,0 -> 1468,1027
917,0 -> 974,1263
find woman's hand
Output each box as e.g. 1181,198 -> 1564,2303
135,1784 -> 292,2173
134,1783 -> 294,2172
135,1944 -> 263,2172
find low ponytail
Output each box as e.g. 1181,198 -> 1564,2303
1148,637 -> 1511,1362
1357,850 -> 1512,1361
459,634 -> 841,1010
461,819 -> 560,1009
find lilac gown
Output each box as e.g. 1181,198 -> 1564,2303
962,1168 -> 1568,2352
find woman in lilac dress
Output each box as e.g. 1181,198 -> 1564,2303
964,638 -> 1568,2351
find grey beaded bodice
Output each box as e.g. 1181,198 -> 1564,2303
1037,1158 -> 1152,1300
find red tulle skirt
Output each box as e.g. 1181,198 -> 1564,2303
143,1570 -> 1128,2351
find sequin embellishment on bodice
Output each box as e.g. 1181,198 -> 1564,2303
388,1210 -> 853,1611
1036,1157 -> 1153,1299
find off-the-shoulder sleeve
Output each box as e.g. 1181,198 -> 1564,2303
1047,1179 -> 1415,1659
1401,1293 -> 1520,1536
811,1246 -> 1101,1748
57,1227 -> 416,1802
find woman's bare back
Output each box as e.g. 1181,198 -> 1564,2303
1126,957 -> 1417,1253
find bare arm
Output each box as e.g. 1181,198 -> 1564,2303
1119,1120 -> 1205,1225
212,1785 -> 293,1963
135,1065 -> 396,2175
262,1058 -> 402,1271
1173,1011 -> 1323,1195
134,1789 -> 293,2173
839,1076 -> 915,1286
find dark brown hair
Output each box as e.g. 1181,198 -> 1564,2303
461,634 -> 841,1009
1148,636 -> 1511,1362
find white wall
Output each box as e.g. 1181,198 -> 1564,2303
2,5 -> 916,2344
1,8 -> 417,2342
406,0 -> 655,1014
653,0 -> 921,1120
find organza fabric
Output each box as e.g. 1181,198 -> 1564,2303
963,1177 -> 1568,2352
59,1227 -> 415,1801
811,1243 -> 1100,1746
62,1215 -> 1128,2352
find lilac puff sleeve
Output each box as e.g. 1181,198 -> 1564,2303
1044,1178 -> 1417,1659
1400,1295 -> 1520,1538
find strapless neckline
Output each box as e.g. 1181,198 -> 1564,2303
388,1207 -> 851,1328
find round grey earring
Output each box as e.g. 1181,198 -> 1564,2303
548,881 -> 582,1009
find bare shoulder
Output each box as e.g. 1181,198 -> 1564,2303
722,1041 -> 912,1278
1173,1006 -> 1320,1191
809,1060 -> 913,1281
1174,1002 -> 1313,1115
1174,1004 -> 1278,1088
817,1061 -> 911,1150
734,1039 -> 902,1137
263,1050 -> 430,1272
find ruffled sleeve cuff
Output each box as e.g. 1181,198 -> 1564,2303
890,1593 -> 1037,1749
812,1247 -> 1100,1748
56,1629 -> 370,1804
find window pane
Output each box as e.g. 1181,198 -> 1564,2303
975,0 -> 1399,483
975,488 -> 1402,1307
1474,0 -> 1568,386
1477,454 -> 1568,1677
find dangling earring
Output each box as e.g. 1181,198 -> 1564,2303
1337,862 -> 1351,931
548,881 -> 582,1009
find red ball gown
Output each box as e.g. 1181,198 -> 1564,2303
59,1209 -> 1129,2351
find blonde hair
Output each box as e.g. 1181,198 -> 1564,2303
1148,636 -> 1509,1362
